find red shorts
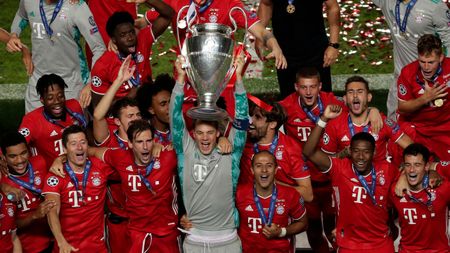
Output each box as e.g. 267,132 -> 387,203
128,230 -> 181,253
338,239 -> 394,253
106,216 -> 130,253
305,181 -> 335,220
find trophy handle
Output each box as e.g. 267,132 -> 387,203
176,5 -> 197,54
228,6 -> 248,39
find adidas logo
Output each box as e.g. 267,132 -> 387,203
400,197 -> 407,203
126,165 -> 133,172
245,205 -> 254,212
341,135 -> 349,142
50,130 -> 58,137
294,118 -> 302,123
350,178 -> 359,183
67,182 -> 74,188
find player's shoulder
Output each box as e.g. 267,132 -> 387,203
29,155 -> 48,171
236,183 -> 252,200
277,183 -> 299,196
400,61 -> 420,78
279,93 -> 297,108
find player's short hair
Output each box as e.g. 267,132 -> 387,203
136,74 -> 174,120
417,34 -> 443,56
249,102 -> 286,131
0,131 -> 28,155
251,150 -> 277,167
62,125 -> 87,148
344,75 -> 370,92
350,132 -> 375,150
403,143 -> 430,163
106,11 -> 135,38
295,67 -> 321,83
36,74 -> 68,98
193,120 -> 219,131
127,119 -> 152,142
111,98 -> 139,119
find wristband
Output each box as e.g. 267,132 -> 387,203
279,227 -> 287,237
317,118 -> 327,128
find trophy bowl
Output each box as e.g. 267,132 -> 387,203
184,23 -> 235,120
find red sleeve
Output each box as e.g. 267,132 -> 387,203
327,157 -> 343,181
287,139 -> 310,179
18,114 -> 35,144
42,173 -> 64,195
397,69 -> 414,101
230,0 -> 259,29
67,99 -> 83,115
321,121 -> 338,154
436,162 -> 450,180
383,116 -> 403,143
289,189 -> 306,220
103,148 -> 117,166
91,54 -> 112,95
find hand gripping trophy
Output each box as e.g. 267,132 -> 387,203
177,5 -> 248,120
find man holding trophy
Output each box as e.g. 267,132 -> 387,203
169,23 -> 249,250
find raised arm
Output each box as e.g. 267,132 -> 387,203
93,56 -> 135,143
248,23 -> 287,69
303,104 -> 342,171
323,0 -> 340,68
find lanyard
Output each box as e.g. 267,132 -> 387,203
406,175 -> 434,213
65,160 -> 92,202
114,130 -> 127,150
8,163 -> 41,196
136,160 -> 155,193
347,114 -> 369,137
253,134 -> 279,154
416,65 -> 443,88
39,0 -> 64,38
117,53 -> 141,87
43,108 -> 87,129
299,96 -> 324,123
395,0 -> 417,33
154,131 -> 171,144
352,164 -> 377,205
190,0 -> 213,14
253,185 -> 278,226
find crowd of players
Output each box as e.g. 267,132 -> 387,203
0,0 -> 450,252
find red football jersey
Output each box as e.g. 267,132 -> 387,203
147,0 -> 259,46
322,112 -> 404,163
239,132 -> 310,187
327,158 -> 395,250
397,58 -> 450,161
42,158 -> 115,253
390,182 -> 450,252
87,0 -> 137,45
436,161 -> 450,180
1,156 -> 52,253
91,25 -> 155,97
18,99 -> 85,166
236,183 -> 306,253
280,91 -> 345,182
103,148 -> 178,236
0,193 -> 17,253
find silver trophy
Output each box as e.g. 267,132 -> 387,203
177,6 -> 247,120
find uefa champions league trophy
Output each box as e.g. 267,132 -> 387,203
177,6 -> 247,120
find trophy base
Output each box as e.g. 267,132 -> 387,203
187,107 -> 228,121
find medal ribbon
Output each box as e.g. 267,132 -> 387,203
64,160 -> 92,202
253,184 -> 278,226
352,164 -> 377,205
416,65 -> 443,87
39,0 -> 64,38
406,175 -> 433,211
136,160 -> 155,192
8,163 -> 41,195
347,114 -> 369,137
395,0 -> 417,34
114,130 -> 127,150
300,96 -> 324,123
253,134 -> 279,154
154,131 -> 171,144
287,0 -> 294,6
43,108 -> 87,129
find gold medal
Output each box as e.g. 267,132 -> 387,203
400,31 -> 408,40
434,98 -> 444,107
286,4 -> 295,14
